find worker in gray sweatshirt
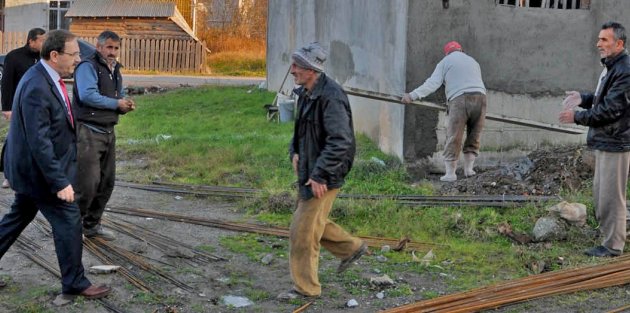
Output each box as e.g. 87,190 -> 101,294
402,41 -> 487,182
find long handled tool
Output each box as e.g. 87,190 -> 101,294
344,87 -> 585,135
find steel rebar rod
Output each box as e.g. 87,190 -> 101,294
107,206 -> 437,250
383,256 -> 630,312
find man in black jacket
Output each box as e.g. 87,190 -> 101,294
559,21 -> 630,257
73,30 -> 135,241
281,42 -> 367,299
0,28 -> 46,188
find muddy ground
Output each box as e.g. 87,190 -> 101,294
1,145 -> 629,312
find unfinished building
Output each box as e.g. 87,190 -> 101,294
267,0 -> 625,171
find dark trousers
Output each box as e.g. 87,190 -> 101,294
0,193 -> 91,294
76,123 -> 116,229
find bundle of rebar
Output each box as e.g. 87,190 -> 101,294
383,255 -> 630,312
107,206 -> 437,251
102,215 -> 225,264
30,215 -> 197,294
116,180 -> 556,208
14,228 -> 127,313
85,237 -> 195,293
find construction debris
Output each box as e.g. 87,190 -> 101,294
89,265 -> 121,274
497,222 -> 532,244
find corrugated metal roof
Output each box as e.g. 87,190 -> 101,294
66,0 -> 176,18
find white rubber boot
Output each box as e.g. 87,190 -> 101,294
440,161 -> 458,182
464,153 -> 476,177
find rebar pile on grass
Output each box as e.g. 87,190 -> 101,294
13,230 -> 127,313
27,217 -> 156,293
30,216 -> 198,293
102,215 -> 226,264
116,180 -> 556,208
383,255 -> 630,313
84,238 -> 196,293
107,206 -> 437,251
116,181 -> 260,198
81,238 -> 154,293
607,303 -> 630,313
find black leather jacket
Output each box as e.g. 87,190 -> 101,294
575,51 -> 630,152
289,73 -> 356,200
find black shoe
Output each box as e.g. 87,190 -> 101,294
0,280 -> 6,288
276,289 -> 318,301
585,245 -> 621,257
83,225 -> 116,241
337,243 -> 368,274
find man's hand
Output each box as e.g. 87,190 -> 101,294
292,154 -> 299,176
57,185 -> 75,203
305,178 -> 327,199
562,91 -> 582,110
2,111 -> 12,121
117,99 -> 136,113
401,93 -> 413,104
559,110 -> 576,124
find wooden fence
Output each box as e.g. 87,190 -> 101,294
1,32 -> 207,73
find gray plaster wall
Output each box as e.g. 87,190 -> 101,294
268,0 -> 630,163
4,0 -> 47,32
406,0 -> 630,161
267,0 -> 408,159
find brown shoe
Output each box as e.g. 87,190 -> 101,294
337,243 -> 368,274
79,284 -> 111,299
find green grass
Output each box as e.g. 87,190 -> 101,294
207,51 -> 266,77
0,285 -> 58,313
115,86 -> 614,299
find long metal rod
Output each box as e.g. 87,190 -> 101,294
116,181 -> 558,207
107,206 -> 439,250
383,255 -> 630,312
343,87 -> 586,135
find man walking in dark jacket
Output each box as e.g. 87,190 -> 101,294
280,42 -> 367,299
0,29 -> 110,301
73,30 -> 135,241
559,21 -> 630,257
0,28 -> 46,188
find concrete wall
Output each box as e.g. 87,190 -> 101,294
406,0 -> 630,161
267,0 -> 408,159
267,0 -> 630,162
4,0 -> 47,32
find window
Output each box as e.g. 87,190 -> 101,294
49,0 -> 73,30
496,0 -> 590,9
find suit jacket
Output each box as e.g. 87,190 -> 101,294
4,62 -> 77,200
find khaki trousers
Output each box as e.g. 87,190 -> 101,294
289,189 -> 363,296
444,93 -> 487,161
593,150 -> 630,251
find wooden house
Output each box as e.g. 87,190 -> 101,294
66,0 -> 198,41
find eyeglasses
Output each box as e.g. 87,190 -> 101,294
59,51 -> 80,57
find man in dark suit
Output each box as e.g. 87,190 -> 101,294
0,30 -> 110,301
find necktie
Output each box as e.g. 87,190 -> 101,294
58,78 -> 74,128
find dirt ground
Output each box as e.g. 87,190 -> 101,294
1,146 -> 629,313
439,145 -> 595,196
